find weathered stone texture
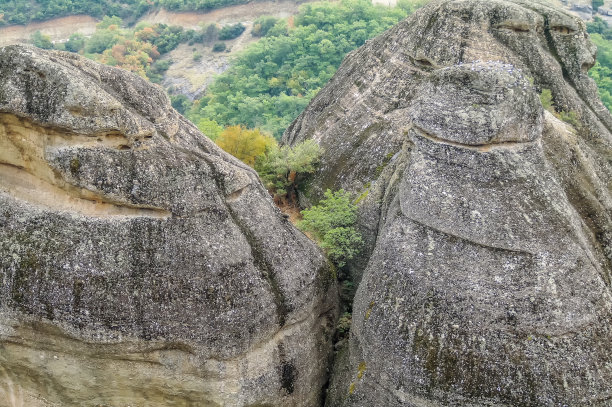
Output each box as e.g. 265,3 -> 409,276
283,1 -> 612,406
0,45 -> 336,407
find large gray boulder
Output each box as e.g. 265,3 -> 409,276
0,45 -> 337,407
283,0 -> 612,405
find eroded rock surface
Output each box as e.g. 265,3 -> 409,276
283,1 -> 612,405
0,45 -> 336,407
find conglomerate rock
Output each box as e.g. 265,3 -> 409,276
0,45 -> 337,407
283,0 -> 612,405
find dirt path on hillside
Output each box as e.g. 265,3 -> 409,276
0,0 -> 313,46
161,21 -> 259,99
0,15 -> 97,46
140,0 -> 310,28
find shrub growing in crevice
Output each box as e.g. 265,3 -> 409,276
540,88 -> 581,128
298,189 -> 363,268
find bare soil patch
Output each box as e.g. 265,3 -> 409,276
0,15 -> 97,46
139,0 -> 309,27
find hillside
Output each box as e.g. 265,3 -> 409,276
0,0 -> 285,26
0,0 -> 307,46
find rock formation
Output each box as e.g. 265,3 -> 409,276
0,45 -> 336,407
283,0 -> 612,405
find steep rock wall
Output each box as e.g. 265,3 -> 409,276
283,1 -> 612,405
0,45 -> 337,407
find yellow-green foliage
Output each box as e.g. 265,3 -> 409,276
354,183 -> 371,205
348,361 -> 367,395
197,118 -> 224,141
559,110 -> 580,128
337,312 -> 352,335
364,301 -> 375,321
255,139 -> 322,198
215,125 -> 276,167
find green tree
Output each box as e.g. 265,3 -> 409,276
197,118 -> 224,140
252,16 -> 279,37
30,31 -> 54,50
65,33 -> 86,52
587,18 -> 612,111
218,23 -> 246,40
85,28 -> 120,53
0,0 -> 272,27
593,0 -> 604,11
171,94 -> 191,115
97,15 -> 123,29
146,59 -> 172,83
298,189 -> 363,267
212,42 -> 226,52
256,139 -> 321,199
539,88 -> 554,112
151,24 -> 185,53
201,23 -> 220,43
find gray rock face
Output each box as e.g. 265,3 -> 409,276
0,45 -> 336,407
283,1 -> 612,405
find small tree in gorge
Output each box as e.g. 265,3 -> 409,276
255,139 -> 321,204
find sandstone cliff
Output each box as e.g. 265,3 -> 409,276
0,44 -> 337,407
283,0 -> 612,405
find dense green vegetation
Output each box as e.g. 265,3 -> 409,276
0,0 -> 271,26
210,123 -> 321,202
256,139 -> 321,201
0,0 -> 146,25
218,22 -> 245,40
298,189 -> 362,268
187,0 -> 423,138
587,17 -> 612,110
540,88 -> 581,127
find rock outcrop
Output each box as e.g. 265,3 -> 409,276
284,0 -> 612,405
0,45 -> 336,407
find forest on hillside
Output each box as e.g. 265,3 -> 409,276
186,0 -> 420,138
0,0 -> 270,25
